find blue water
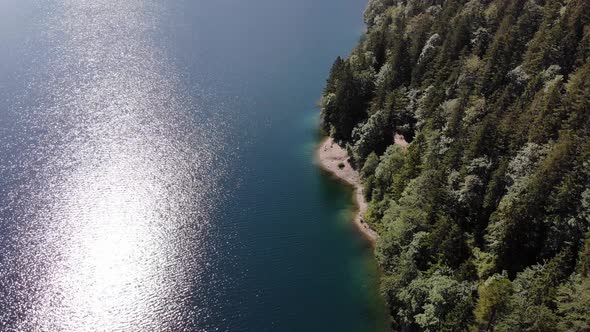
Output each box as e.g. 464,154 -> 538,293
0,0 -> 388,331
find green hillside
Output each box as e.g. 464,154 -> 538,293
320,0 -> 590,330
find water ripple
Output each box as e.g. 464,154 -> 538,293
0,0 -> 234,330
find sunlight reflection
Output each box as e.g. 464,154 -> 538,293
0,0 -> 229,330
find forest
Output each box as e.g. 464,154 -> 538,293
320,0 -> 590,330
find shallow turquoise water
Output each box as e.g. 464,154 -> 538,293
0,0 -> 389,330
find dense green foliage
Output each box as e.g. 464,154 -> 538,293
320,0 -> 590,330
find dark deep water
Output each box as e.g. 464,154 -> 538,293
0,0 -> 389,331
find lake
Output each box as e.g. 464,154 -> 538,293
0,0 -> 388,330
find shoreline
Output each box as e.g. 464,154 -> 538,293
316,137 -> 379,245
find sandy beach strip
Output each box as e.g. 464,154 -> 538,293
316,137 -> 379,245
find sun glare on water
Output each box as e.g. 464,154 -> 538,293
0,0 -> 230,331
